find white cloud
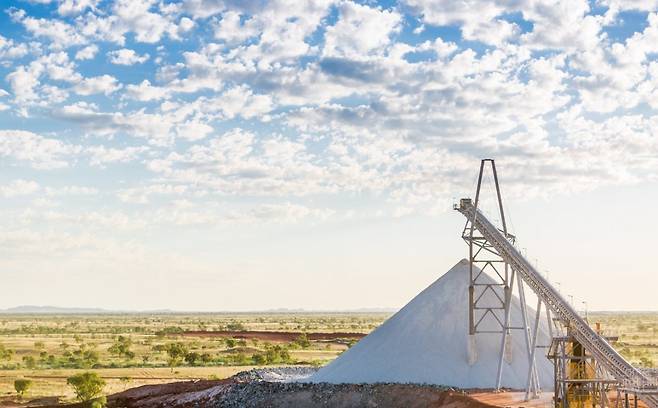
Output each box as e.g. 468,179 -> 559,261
181,0 -> 230,19
6,52 -> 82,106
177,17 -> 195,34
6,65 -> 40,104
204,85 -> 273,119
10,8 -> 86,49
213,11 -> 259,45
54,103 -> 181,146
110,0 -> 181,43
0,180 -> 40,198
0,130 -> 80,169
0,35 -> 30,60
86,145 -> 148,167
324,2 -> 402,57
75,44 -> 99,60
107,48 -> 150,65
117,184 -> 187,204
175,121 -> 214,141
73,74 -> 121,95
44,185 -> 99,196
124,80 -> 170,101
58,0 -> 99,16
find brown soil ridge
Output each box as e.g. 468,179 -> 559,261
180,330 -> 367,341
103,380 -> 501,408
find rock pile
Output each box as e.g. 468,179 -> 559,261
309,259 -> 554,390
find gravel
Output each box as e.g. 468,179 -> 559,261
107,367 -> 466,408
232,366 -> 319,383
206,379 -> 459,408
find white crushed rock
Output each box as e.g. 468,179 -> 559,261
308,259 -> 555,390
233,366 -> 318,382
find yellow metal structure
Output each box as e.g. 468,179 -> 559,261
549,328 -> 618,408
567,339 -> 596,408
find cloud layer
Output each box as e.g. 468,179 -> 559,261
1,0 -> 658,309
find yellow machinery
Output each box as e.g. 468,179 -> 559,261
549,325 -> 619,408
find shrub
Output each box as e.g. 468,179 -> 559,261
0,344 -> 14,360
22,355 -> 36,369
164,343 -> 188,370
294,333 -> 310,349
90,395 -> 107,408
108,336 -> 134,359
252,353 -> 267,365
184,352 -> 200,366
155,326 -> 184,337
226,322 -> 245,331
66,372 -> 105,402
14,379 -> 32,398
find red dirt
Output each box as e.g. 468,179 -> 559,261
104,380 -> 501,408
180,330 -> 367,341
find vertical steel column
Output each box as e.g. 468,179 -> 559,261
517,273 -> 540,396
462,159 -> 533,389
525,298 -> 543,400
468,159 -> 485,336
496,268 -> 516,389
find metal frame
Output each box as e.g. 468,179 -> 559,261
548,332 -> 618,408
455,160 -> 658,408
459,159 -> 547,395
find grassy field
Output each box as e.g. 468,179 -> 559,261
0,312 -> 654,405
588,312 -> 658,369
0,313 -> 386,403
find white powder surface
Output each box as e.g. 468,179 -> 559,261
308,259 -> 554,390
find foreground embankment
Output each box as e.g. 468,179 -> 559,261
96,368 -> 497,408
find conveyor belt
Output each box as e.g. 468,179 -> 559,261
456,200 -> 658,408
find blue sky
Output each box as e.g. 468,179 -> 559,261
1,0 -> 658,311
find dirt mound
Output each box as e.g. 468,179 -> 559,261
181,330 -> 366,342
109,379 -> 231,406
107,380 -> 498,408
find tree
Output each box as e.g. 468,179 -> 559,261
184,352 -> 200,366
294,333 -> 310,349
0,344 -> 14,361
224,338 -> 236,348
14,379 -> 32,398
226,322 -> 245,331
66,372 -> 105,402
164,343 -> 188,371
252,353 -> 266,365
108,336 -> 134,359
22,355 -> 36,369
89,396 -> 107,408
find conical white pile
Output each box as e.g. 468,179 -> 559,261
309,259 -> 554,389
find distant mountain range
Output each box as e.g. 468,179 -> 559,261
0,305 -> 174,314
0,305 -> 397,314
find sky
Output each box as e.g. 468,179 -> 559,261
0,0 -> 657,312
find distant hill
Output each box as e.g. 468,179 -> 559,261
0,305 -> 396,314
1,305 -> 651,315
0,305 -> 111,314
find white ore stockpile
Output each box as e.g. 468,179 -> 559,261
309,259 -> 554,389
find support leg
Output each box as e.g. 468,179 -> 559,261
525,298 -> 542,400
517,273 -> 539,396
495,268 -> 515,390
